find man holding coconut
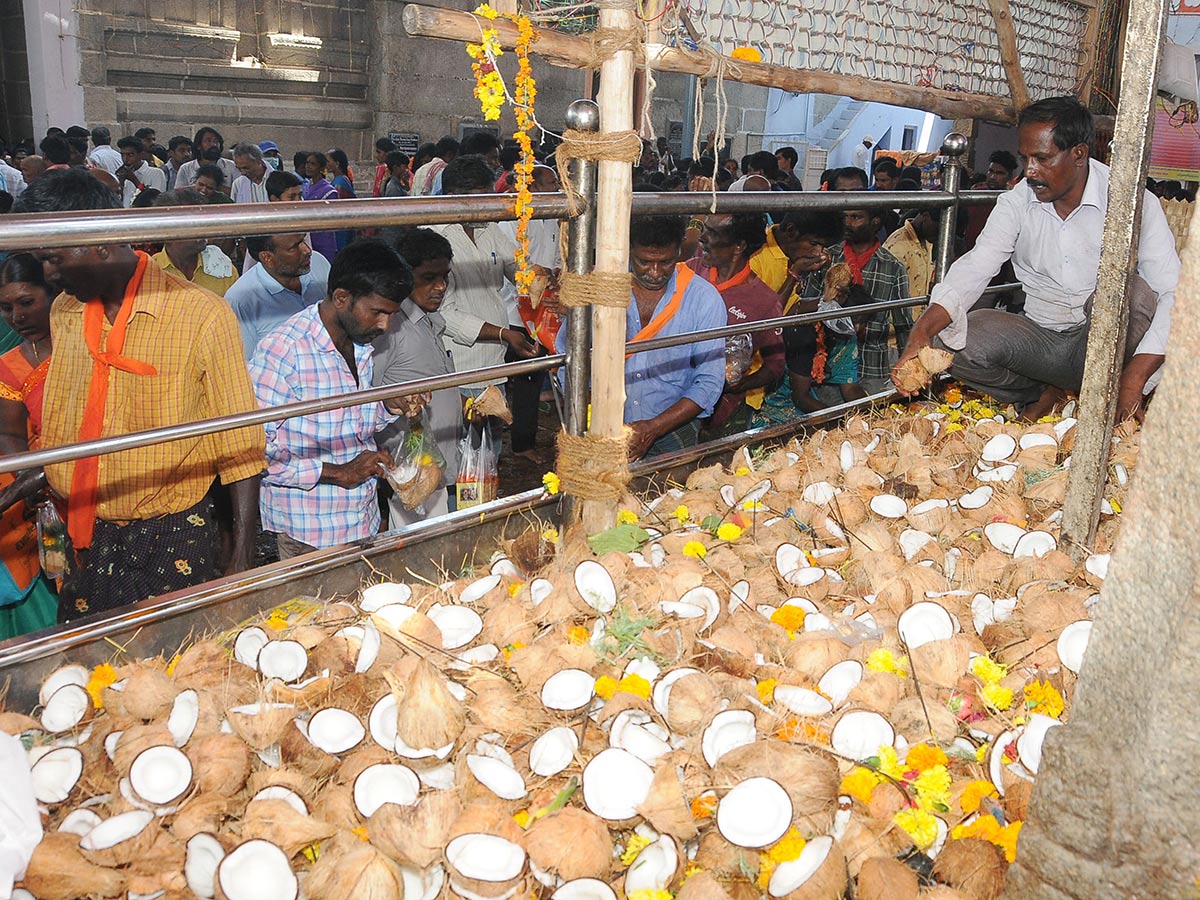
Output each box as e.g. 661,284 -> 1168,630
892,96 -> 1179,422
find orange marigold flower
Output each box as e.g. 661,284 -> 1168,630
690,793 -> 718,819
905,743 -> 949,772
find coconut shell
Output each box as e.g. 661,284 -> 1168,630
692,830 -> 756,880
774,837 -> 847,900
856,857 -> 920,900
24,832 -> 128,900
522,807 -> 613,880
890,696 -> 959,745
241,798 -> 336,857
187,733 -> 252,796
664,672 -> 722,734
112,724 -> 174,776
117,663 -> 178,721
637,759 -> 699,840
918,889 -> 972,900
307,833 -> 407,900
908,637 -> 971,690
930,839 -> 1007,900
170,794 -> 231,842
447,801 -> 524,844
312,782 -> 361,831
714,741 -> 839,825
676,870 -> 736,900
0,711 -> 42,734
125,830 -> 188,896
171,640 -> 233,688
839,817 -> 912,878
226,703 -> 297,751
369,790 -> 463,868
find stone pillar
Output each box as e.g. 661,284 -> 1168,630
1002,223 -> 1200,897
22,0 -> 84,134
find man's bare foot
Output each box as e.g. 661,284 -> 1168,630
1020,385 -> 1069,421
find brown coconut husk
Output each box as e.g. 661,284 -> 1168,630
170,794 -> 231,842
311,782 -> 361,831
839,816 -> 912,878
370,790 -> 464,868
930,838 -> 1007,900
226,702 -> 297,751
447,800 -> 524,844
856,856 -> 920,900
843,672 -> 903,715
918,889 -> 973,900
676,870 -> 736,900
268,673 -> 335,711
0,711 -> 43,734
171,640 -> 233,688
637,759 -> 699,840
247,766 -> 319,801
480,598 -> 538,648
664,671 -> 723,735
187,732 -> 252,796
112,724 -> 174,777
473,384 -> 513,423
908,636 -> 972,691
81,814 -> 159,868
714,741 -> 839,826
23,832 -> 128,900
241,798 -> 336,857
310,635 -> 360,679
522,807 -> 613,880
692,830 -> 757,880
385,657 -> 465,751
786,635 -> 852,681
774,837 -> 847,900
1002,777 -> 1033,822
466,671 -> 546,736
889,696 -> 959,744
306,832 -> 407,900
125,830 -> 188,896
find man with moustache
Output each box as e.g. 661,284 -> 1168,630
893,96 -> 1179,422
226,231 -> 330,357
249,240 -> 424,559
174,127 -> 238,189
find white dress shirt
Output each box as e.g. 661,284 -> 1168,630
930,158 -> 1178,368
0,159 -> 25,197
121,161 -> 167,207
231,171 -> 270,204
87,145 -> 123,175
174,157 -> 239,190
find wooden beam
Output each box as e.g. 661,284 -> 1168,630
986,0 -> 1031,111
401,3 -> 1020,124
1077,0 -> 1104,104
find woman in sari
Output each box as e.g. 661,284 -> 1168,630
326,148 -> 357,252
302,152 -> 341,262
0,254 -> 58,639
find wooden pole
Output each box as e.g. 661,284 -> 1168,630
1059,0 -> 1168,561
400,3 -> 1020,124
985,0 -> 1031,111
581,0 -> 637,534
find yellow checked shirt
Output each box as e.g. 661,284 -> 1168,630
42,256 -> 265,525
882,220 -> 935,300
151,248 -> 238,298
750,226 -> 800,309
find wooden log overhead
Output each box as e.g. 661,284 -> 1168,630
986,0 -> 1032,111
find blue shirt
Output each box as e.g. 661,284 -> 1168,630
558,265 -> 726,421
225,251 -> 331,359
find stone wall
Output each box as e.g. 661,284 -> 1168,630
0,0 -> 32,144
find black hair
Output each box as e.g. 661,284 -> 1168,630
461,132 -> 501,156
834,167 -> 869,189
328,238 -> 414,304
1018,96 -> 1094,151
776,209 -> 841,244
819,168 -> 837,187
134,127 -> 156,141
192,126 -> 224,150
306,151 -> 328,173
266,170 -> 302,198
195,163 -> 226,186
293,151 -> 309,172
38,134 -> 71,165
413,142 -> 438,169
709,213 -> 769,256
662,173 -> 687,191
0,253 -> 49,289
116,136 -> 141,154
498,145 -> 521,171
385,151 -> 410,169
14,167 -> 121,212
168,135 -> 193,152
988,149 -> 1019,174
327,148 -> 350,176
434,136 -> 461,159
629,215 -> 687,250
896,179 -> 921,191
152,188 -> 206,208
375,137 -> 396,153
396,227 -> 454,269
739,154 -> 753,175
748,150 -> 779,178
872,157 -> 901,175
67,136 -> 89,157
969,172 -> 988,186
441,155 -> 497,194
129,188 -> 161,208
776,146 -> 798,167
91,126 -> 112,146
45,127 -> 64,136
65,125 -> 89,139
901,165 -> 923,183
245,234 -> 280,262
0,192 -> 11,215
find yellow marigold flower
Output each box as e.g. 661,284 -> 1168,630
730,46 -> 762,62
756,679 -> 778,704
944,386 -> 963,404
970,655 -> 1007,685
567,625 -> 590,645
473,3 -> 499,18
716,522 -> 743,542
959,780 -> 999,815
616,672 -> 652,699
541,527 -> 559,545
542,472 -> 560,494
773,719 -> 830,744
673,504 -> 689,523
85,663 -> 118,709
839,767 -> 880,804
690,793 -> 717,819
501,642 -> 526,662
682,541 -> 707,559
1109,497 -> 1122,514
593,676 -> 617,700
734,466 -> 751,476
997,820 -> 1022,862
877,746 -> 906,780
975,744 -> 988,763
766,828 -> 807,864
682,864 -> 704,881
1023,681 -> 1065,718
627,891 -> 672,900
905,743 -> 949,772
351,825 -> 370,842
913,766 -> 952,812
944,423 -> 964,433
743,500 -> 766,511
617,509 -> 639,525
867,648 -> 899,674
893,808 -> 939,851
982,682 -> 1014,711
769,604 -> 807,634
952,817 -> 1022,863
512,809 -> 531,828
756,858 -> 776,891
164,653 -> 181,678
620,833 -> 653,865
508,582 -> 524,597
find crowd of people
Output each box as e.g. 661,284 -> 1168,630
0,95 -> 1179,643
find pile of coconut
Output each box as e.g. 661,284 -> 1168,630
5,401 -> 1134,900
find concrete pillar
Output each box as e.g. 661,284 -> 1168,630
22,0 -> 84,134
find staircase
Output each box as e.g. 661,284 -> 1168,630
808,97 -> 867,155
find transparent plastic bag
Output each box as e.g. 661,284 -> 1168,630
37,501 -> 67,579
383,409 -> 445,511
725,333 -> 753,383
456,421 -> 499,509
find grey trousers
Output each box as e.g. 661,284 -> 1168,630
940,276 -> 1157,406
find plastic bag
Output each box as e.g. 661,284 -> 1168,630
455,421 -> 499,509
36,501 -> 67,579
725,333 -> 753,383
383,410 -> 445,511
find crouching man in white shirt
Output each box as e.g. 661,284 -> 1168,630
892,96 -> 1179,422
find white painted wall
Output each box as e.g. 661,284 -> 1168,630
22,0 -> 84,136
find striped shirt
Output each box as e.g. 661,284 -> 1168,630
41,256 -> 265,524
249,304 -> 396,549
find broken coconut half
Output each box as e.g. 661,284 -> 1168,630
582,748 -> 653,820
216,839 -> 297,900
529,727 -> 578,777
574,561 -> 617,613
716,777 -> 793,848
128,745 -> 194,807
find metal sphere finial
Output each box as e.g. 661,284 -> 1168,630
565,99 -> 601,133
941,132 -> 969,157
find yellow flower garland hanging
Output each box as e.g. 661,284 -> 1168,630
467,4 -> 539,295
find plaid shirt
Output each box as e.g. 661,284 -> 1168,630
801,242 -> 912,381
249,304 -> 395,549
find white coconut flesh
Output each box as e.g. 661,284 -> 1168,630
772,686 -> 833,717
166,689 -> 200,748
30,746 -> 84,804
217,839 -> 297,900
38,664 -> 91,708
529,578 -> 554,607
1056,620 -> 1092,674
988,730 -> 1017,795
459,574 -> 503,605
977,463 -> 1018,483
255,640 -> 308,683
785,566 -> 826,589
719,484 -> 737,507
58,808 -> 102,836
540,668 -> 596,711
79,809 -> 155,851
839,440 -> 856,472
467,754 -> 527,800
416,762 -> 456,791
701,709 -> 757,768
624,834 -> 678,892
354,763 -> 420,817
818,660 -> 864,707
801,481 -> 837,505
1085,553 -> 1110,581
959,485 -> 994,510
552,879 -> 618,900
360,580 -> 413,611
672,586 -> 720,630
716,777 -> 793,848
446,833 -> 527,882
129,745 -> 193,806
869,494 -> 907,519
728,581 -> 751,612
103,731 -> 123,762
425,605 -> 483,650
775,543 -> 807,579
529,726 -> 579,776
40,684 -> 91,733
582,748 -> 654,819
251,785 -> 308,816
651,668 -> 702,717
981,433 -> 1018,462
831,711 -> 895,761
299,707 -> 364,754
1020,432 -> 1057,450
399,864 -> 445,900
971,594 -> 1016,636
1014,530 -> 1057,559
574,561 -> 617,613
897,601 -> 955,649
451,645 -> 500,670
768,835 -> 835,897
233,627 -> 270,669
490,557 -> 522,579
609,710 -> 672,765
1016,714 -> 1063,774
185,832 -> 226,900
899,529 -> 936,561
